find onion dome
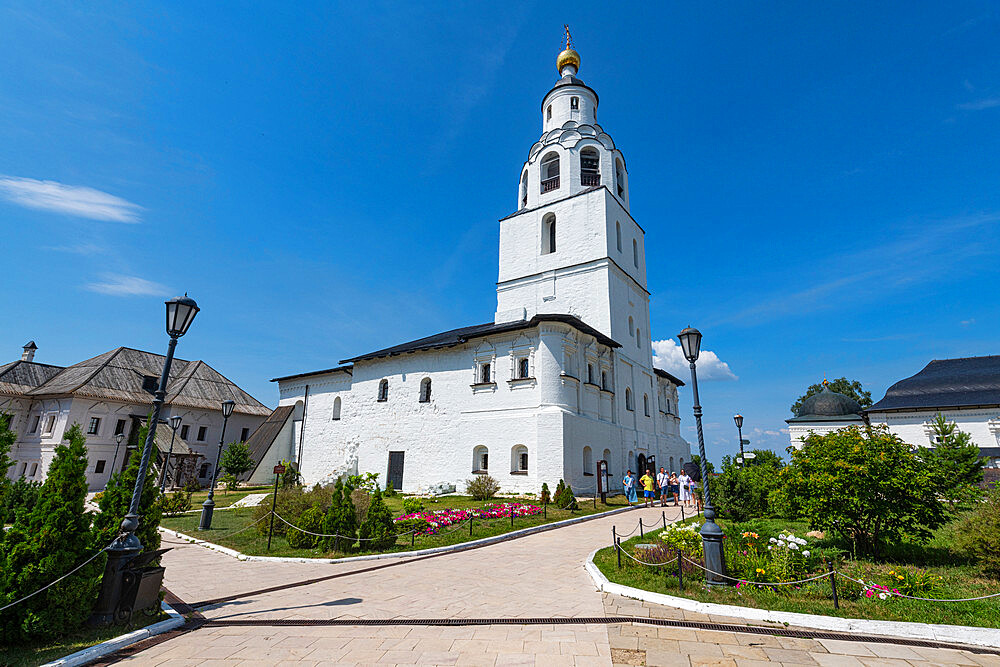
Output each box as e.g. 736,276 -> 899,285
557,47 -> 580,74
795,382 -> 862,418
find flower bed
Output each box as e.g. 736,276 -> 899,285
395,502 -> 542,534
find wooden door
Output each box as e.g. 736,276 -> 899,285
388,451 -> 404,492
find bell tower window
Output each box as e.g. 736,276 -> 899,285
519,170 -> 528,208
580,147 -> 600,186
616,159 -> 626,198
540,152 -> 560,193
542,213 -> 556,254
546,105 -> 552,120
633,239 -> 639,268
616,222 -> 622,252
570,96 -> 579,110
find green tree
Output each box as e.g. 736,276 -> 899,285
714,451 -> 784,522
0,413 -> 17,526
782,425 -> 945,557
92,423 -> 162,554
358,488 -> 397,551
953,485 -> 1000,574
0,424 -> 101,644
923,413 -> 983,507
790,377 -> 872,415
220,441 -> 254,480
2,477 -> 43,526
321,479 -> 357,552
554,483 -> 578,510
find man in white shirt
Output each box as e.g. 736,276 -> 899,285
656,467 -> 669,508
678,471 -> 693,507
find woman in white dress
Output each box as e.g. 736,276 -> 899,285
678,472 -> 692,506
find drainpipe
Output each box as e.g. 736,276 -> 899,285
296,384 -> 309,476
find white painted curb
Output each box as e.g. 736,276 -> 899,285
160,503 -> 638,565
42,600 -> 185,667
585,548 -> 1000,649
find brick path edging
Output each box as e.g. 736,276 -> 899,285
41,601 -> 185,667
159,502 -> 639,565
584,548 -> 1000,649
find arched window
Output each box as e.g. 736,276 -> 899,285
332,396 -> 342,420
583,446 -> 593,474
628,316 -> 634,336
511,445 -> 528,473
570,96 -> 579,110
580,147 -> 600,186
643,394 -> 649,417
519,170 -> 528,209
601,371 -> 608,390
542,213 -> 556,254
480,363 -> 491,384
377,379 -> 388,402
541,152 -> 560,192
625,388 -> 633,411
669,456 -> 675,471
587,363 -> 594,384
633,239 -> 639,268
473,445 -> 489,473
616,221 -> 622,252
615,158 -> 626,198
636,329 -> 641,348
419,377 -> 432,403
547,104 -> 552,120
603,448 -> 612,476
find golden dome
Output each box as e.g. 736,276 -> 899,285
557,47 -> 580,73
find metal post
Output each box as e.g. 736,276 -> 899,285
737,422 -> 745,468
639,517 -> 644,537
469,516 -> 473,537
662,511 -> 667,530
91,335 -> 179,625
267,472 -> 279,552
199,411 -> 232,530
616,537 -> 622,569
510,511 -> 514,529
543,501 -> 547,519
677,548 -> 683,591
612,525 -> 617,549
828,560 -> 839,609
158,427 -> 178,494
681,506 -> 685,523
688,359 -> 727,585
411,531 -> 414,547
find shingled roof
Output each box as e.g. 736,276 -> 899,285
246,404 -> 296,478
867,355 -> 1000,413
0,360 -> 64,396
21,347 -> 270,417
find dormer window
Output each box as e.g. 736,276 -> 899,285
570,96 -> 579,110
540,153 -> 560,193
580,147 -> 600,186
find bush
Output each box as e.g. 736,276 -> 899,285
953,486 -> 1000,574
183,476 -> 202,492
0,424 -> 101,644
347,472 -> 380,493
358,488 -> 397,551
157,491 -> 192,516
321,480 -> 357,552
540,482 -> 551,505
280,460 -> 301,488
220,473 -> 239,493
554,483 -> 578,510
1,476 -> 42,525
394,517 -> 431,535
384,481 -> 396,497
254,483 -> 334,536
92,423 -> 161,555
401,496 -> 424,514
287,506 -> 325,548
465,475 -> 501,500
350,488 -> 370,525
714,451 -> 784,522
220,441 -> 254,479
782,425 -> 945,558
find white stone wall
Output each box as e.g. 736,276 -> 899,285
871,408 -> 1000,451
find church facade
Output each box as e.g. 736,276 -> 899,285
262,45 -> 691,493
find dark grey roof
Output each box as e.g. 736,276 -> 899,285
341,314 -> 620,365
541,75 -> 599,110
271,365 -> 353,383
653,368 -> 686,387
0,360 -> 65,396
867,355 -> 1000,412
246,405 -> 295,478
979,447 -> 1000,458
786,413 -> 864,424
791,385 -> 863,420
23,341 -> 37,350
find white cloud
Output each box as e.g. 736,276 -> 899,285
0,176 -> 142,222
957,97 -> 1000,111
651,339 -> 737,381
85,274 -> 170,297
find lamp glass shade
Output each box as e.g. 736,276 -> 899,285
165,295 -> 199,338
169,415 -> 183,430
677,327 -> 702,363
734,414 -> 743,428
115,433 -> 125,444
221,400 -> 236,419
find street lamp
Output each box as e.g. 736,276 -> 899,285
159,415 -> 183,494
734,414 -> 744,467
677,326 -> 727,586
105,433 -> 126,491
199,399 -> 236,530
91,294 -> 199,625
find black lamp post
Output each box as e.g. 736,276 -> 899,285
159,415 -> 183,494
734,414 -> 744,467
199,399 -> 236,530
677,326 -> 727,586
106,433 -> 126,490
91,294 -> 199,625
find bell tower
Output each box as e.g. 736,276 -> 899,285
495,34 -> 649,363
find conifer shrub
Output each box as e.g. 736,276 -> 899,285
287,506 -> 324,548
554,483 -> 578,510
92,423 -> 162,555
540,482 -> 551,505
401,496 -> 424,514
254,483 -> 334,535
350,487 -> 370,525
321,480 -> 357,552
156,491 -> 192,517
1,476 -> 42,526
554,479 -> 566,501
953,486 -> 1000,574
359,488 -> 397,551
0,413 -> 15,515
465,475 -> 501,500
384,480 -> 397,497
0,424 -> 101,644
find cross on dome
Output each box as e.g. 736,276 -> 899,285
557,25 -> 581,75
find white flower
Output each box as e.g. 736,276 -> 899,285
769,537 -> 777,543
767,545 -> 773,550
802,550 -> 811,557
777,540 -> 786,547
779,534 -> 787,540
796,537 -> 807,545
878,593 -> 887,600
789,542 -> 799,550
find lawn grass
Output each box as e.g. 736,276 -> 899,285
160,493 -> 631,558
0,609 -> 167,667
594,516 -> 1000,629
182,485 -> 272,509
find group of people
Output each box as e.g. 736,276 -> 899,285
622,467 -> 698,509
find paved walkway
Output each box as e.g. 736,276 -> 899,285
115,505 -> 998,666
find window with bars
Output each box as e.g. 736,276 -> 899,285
518,358 -> 530,379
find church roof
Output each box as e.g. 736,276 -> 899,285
867,355 -> 1000,413
786,384 -> 864,423
340,314 -> 620,365
653,368 -> 685,387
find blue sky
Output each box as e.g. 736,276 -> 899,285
1,2 -> 998,463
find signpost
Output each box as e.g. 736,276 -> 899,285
596,460 -> 608,504
267,464 -> 285,552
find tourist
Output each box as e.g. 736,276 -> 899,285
669,472 -> 680,506
623,470 -> 638,505
639,469 -> 655,508
678,470 -> 692,507
656,467 -> 669,507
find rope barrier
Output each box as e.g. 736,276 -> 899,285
212,511 -> 276,539
0,543 -> 111,613
273,513 -> 422,541
616,545 -> 679,568
676,556 -> 832,586
834,572 -> 1000,602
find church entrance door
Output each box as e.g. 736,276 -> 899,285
388,451 -> 405,492
636,453 -> 646,475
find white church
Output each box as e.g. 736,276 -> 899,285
249,42 -> 692,493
